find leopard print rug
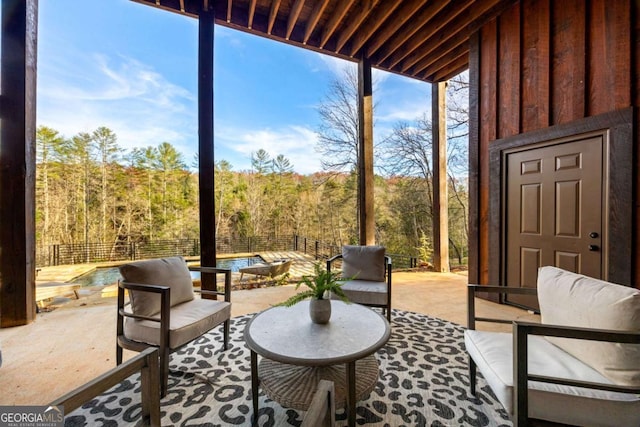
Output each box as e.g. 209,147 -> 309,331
66,309 -> 512,426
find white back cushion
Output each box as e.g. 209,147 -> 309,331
119,256 -> 195,317
537,266 -> 640,386
342,245 -> 386,282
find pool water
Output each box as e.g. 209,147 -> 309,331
71,256 -> 265,287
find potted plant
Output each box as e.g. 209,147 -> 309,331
277,263 -> 350,324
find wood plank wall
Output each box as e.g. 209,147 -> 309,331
470,0 -> 638,286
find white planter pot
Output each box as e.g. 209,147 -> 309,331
309,298 -> 331,324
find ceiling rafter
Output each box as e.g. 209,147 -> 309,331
286,0 -> 306,40
365,0 -> 429,57
267,0 -> 281,34
348,0 -> 403,57
412,42 -> 468,79
303,0 -> 330,44
248,0 -> 257,28
334,0 -> 380,54
401,0 -> 501,72
386,2 -> 473,70
319,0 -> 357,49
372,0 -> 450,65
427,54 -> 469,82
132,0 -> 515,83
411,36 -> 468,76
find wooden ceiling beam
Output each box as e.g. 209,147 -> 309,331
411,43 -> 468,78
401,0 -> 505,72
373,0 -> 450,65
410,36 -> 468,76
334,0 -> 380,54
385,2 -> 473,70
348,0 -> 402,57
303,0 -> 330,44
247,0 -> 257,28
286,0 -> 306,40
267,0 -> 282,34
320,0 -> 357,49
426,54 -> 469,82
226,0 -> 232,22
179,0 -> 185,12
365,0 -> 428,57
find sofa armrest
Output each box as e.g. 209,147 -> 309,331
512,321 -> 640,426
189,266 -> 232,302
467,285 -> 537,330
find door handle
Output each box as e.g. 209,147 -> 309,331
589,232 -> 599,238
588,245 -> 599,252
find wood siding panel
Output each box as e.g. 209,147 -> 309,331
634,0 -> 640,288
521,0 -> 550,133
468,32 -> 481,285
588,0 -> 631,115
498,2 -> 520,138
551,0 -> 586,125
480,21 -> 498,285
475,0 -> 638,290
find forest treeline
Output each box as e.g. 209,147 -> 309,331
35,125 -> 469,264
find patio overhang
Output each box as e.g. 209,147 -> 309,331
131,0 -> 516,83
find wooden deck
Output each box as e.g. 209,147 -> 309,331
36,282 -> 81,309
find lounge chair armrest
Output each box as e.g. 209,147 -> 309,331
188,266 -> 231,274
326,254 -> 343,272
512,321 -> 640,425
117,281 -> 171,350
467,285 -> 538,329
51,347 -> 161,426
190,267 -> 232,302
513,320 -> 640,344
120,281 -> 170,294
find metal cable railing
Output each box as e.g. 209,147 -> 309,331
37,235 -> 419,268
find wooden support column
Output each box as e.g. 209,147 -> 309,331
358,56 -> 375,245
0,0 -> 38,327
432,81 -> 450,272
198,2 -> 216,295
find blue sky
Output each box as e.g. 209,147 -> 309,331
37,0 -> 433,174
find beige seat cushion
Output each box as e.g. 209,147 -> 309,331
119,256 -> 195,317
537,266 -> 640,386
335,280 -> 388,306
124,298 -> 231,349
465,329 -> 640,427
341,245 -> 385,282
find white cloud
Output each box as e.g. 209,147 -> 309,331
216,125 -> 321,174
37,51 -> 198,161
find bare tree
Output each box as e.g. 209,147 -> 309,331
315,67 -> 360,173
381,72 -> 470,262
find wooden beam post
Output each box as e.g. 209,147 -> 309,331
198,1 -> 216,295
358,56 -> 375,245
0,0 -> 38,327
432,81 -> 450,272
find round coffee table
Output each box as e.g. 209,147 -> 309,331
244,300 -> 390,427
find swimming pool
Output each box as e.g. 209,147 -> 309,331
71,256 -> 265,287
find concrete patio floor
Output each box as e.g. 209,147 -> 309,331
0,265 -> 539,406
